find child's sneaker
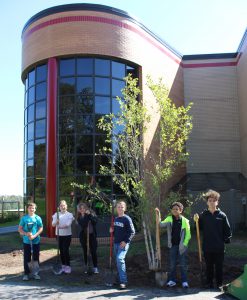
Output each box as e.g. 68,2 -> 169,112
119,283 -> 126,289
93,267 -> 99,274
182,281 -> 189,288
33,274 -> 41,280
64,266 -> 71,274
167,280 -> 176,287
62,265 -> 66,272
22,274 -> 29,281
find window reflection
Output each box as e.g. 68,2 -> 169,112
27,141 -> 34,159
27,159 -> 34,177
59,78 -> 76,95
36,82 -> 47,100
36,65 -> 47,82
95,135 -> 110,154
77,77 -> 93,94
77,58 -> 93,75
76,95 -> 93,114
28,122 -> 34,140
35,119 -> 46,138
28,104 -> 34,123
95,77 -> 110,95
28,69 -> 35,87
112,61 -> 125,79
77,115 -> 94,134
112,79 -> 125,97
36,101 -> 46,119
77,135 -> 93,154
34,139 -> 46,177
95,96 -> 110,114
28,87 -> 35,105
95,59 -> 110,76
60,59 -> 75,76
60,96 -> 74,115
59,116 -> 75,135
76,155 -> 93,173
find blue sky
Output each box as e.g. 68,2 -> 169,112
0,0 -> 246,195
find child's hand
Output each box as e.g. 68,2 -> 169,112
193,213 -> 199,222
120,241 -> 126,249
155,207 -> 160,213
56,220 -> 59,225
85,210 -> 90,215
109,227 -> 114,233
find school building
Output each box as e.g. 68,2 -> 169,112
21,3 -> 247,237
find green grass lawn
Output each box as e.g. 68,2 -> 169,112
0,219 -> 19,228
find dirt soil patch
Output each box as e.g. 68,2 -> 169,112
0,245 -> 245,289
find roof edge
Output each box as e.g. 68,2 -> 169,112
182,52 -> 238,61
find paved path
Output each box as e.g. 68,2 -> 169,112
0,225 -> 18,234
0,282 -> 235,300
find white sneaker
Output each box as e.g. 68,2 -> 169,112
93,267 -> 99,274
167,280 -> 176,287
22,274 -> 29,281
182,281 -> 189,288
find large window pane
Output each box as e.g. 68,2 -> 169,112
76,135 -> 93,154
112,98 -> 121,114
27,141 -> 34,159
59,135 -> 75,155
76,95 -> 93,114
36,100 -> 46,119
28,69 -> 35,87
59,155 -> 75,175
28,86 -> 35,105
60,59 -> 75,76
36,64 -> 47,82
35,119 -> 46,138
77,77 -> 93,94
34,139 -> 46,177
59,78 -> 76,95
27,159 -> 34,177
95,77 -> 110,95
59,96 -> 74,115
112,61 -> 125,79
27,122 -> 34,140
95,96 -> 110,114
95,176 -> 112,194
95,59 -> 110,76
77,58 -> 93,75
112,79 -> 125,97
27,104 -> 34,123
77,115 -> 94,134
95,155 -> 111,173
36,82 -> 47,100
59,116 -> 75,135
76,155 -> 93,173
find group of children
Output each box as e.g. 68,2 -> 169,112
18,189 -> 231,290
18,199 -> 135,289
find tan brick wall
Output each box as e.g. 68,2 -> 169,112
237,34 -> 247,177
184,65 -> 240,173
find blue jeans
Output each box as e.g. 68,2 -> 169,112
114,243 -> 129,284
168,245 -> 188,282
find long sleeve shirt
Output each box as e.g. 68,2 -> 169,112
114,214 -> 135,244
52,211 -> 74,236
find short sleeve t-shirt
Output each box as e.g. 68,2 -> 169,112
19,214 -> 43,244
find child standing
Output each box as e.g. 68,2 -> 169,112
194,189 -> 232,289
156,202 -> 191,288
18,202 -> 43,281
77,202 -> 99,274
52,200 -> 74,274
111,201 -> 135,289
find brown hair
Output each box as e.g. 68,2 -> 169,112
205,189 -> 220,201
170,202 -> 183,211
116,201 -> 127,210
27,202 -> 37,209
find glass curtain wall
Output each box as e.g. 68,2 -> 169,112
58,57 -> 138,213
24,64 -> 47,221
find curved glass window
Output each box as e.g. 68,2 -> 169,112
58,57 -> 138,202
23,63 -> 47,218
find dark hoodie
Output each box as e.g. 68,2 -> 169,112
199,208 -> 232,253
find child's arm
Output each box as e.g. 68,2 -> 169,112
30,226 -> 43,240
18,225 -> 31,237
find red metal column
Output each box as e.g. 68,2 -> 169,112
46,57 -> 57,238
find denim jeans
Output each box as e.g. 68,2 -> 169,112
168,245 -> 188,282
114,243 -> 130,284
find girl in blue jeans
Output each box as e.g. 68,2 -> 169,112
110,201 -> 135,289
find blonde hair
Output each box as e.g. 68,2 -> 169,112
205,189 -> 220,201
116,201 -> 127,210
59,200 -> 67,206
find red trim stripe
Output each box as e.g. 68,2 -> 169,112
46,57 -> 57,238
22,15 -> 181,65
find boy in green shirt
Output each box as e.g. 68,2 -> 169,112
156,202 -> 191,288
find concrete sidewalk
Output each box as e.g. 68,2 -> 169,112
0,282 -> 234,300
